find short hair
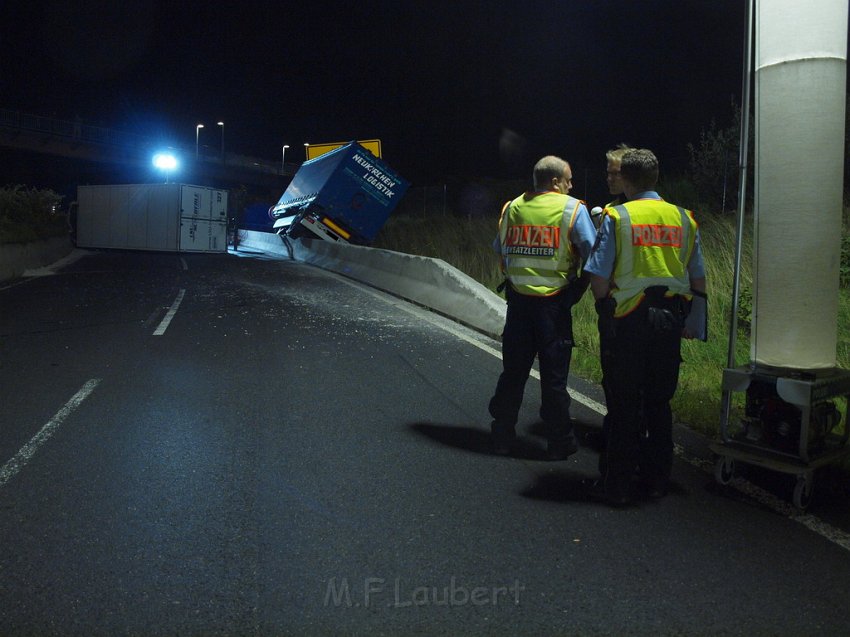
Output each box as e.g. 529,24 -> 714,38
619,148 -> 659,191
533,155 -> 568,190
605,143 -> 633,165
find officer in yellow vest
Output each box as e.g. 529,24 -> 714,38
586,143 -> 636,453
590,143 -> 633,229
584,148 -> 707,506
604,143 -> 632,209
489,155 -> 597,458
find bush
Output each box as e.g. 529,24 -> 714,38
0,185 -> 67,244
657,174 -> 702,212
686,100 -> 753,215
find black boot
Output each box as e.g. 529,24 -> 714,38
547,431 -> 578,461
582,476 -> 632,507
490,421 -> 516,456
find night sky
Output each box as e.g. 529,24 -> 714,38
2,0 -> 748,191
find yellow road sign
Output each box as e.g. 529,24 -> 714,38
305,139 -> 382,160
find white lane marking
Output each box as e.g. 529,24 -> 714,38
332,272 -> 850,552
675,445 -> 850,551
0,251 -> 93,290
21,250 -> 91,278
0,379 -> 101,489
180,257 -> 188,271
411,318 -> 609,414
332,275 -> 607,413
153,289 -> 185,336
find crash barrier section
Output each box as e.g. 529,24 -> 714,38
236,229 -> 506,340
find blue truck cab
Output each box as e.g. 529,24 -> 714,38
270,141 -> 410,245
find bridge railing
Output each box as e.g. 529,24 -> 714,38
0,108 -> 284,174
1,108 -> 149,149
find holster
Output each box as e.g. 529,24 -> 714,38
644,286 -> 686,334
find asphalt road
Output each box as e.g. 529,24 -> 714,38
1,249 -> 850,636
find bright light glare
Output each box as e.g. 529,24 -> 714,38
153,153 -> 178,171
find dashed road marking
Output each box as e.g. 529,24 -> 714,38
153,289 -> 185,336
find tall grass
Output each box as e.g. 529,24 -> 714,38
374,210 -> 849,438
373,215 -> 505,292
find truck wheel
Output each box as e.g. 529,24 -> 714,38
792,473 -> 814,511
714,455 -> 735,485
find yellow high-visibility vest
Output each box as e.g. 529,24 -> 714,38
498,191 -> 582,296
607,199 -> 697,317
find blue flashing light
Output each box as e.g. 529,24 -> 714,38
153,152 -> 179,171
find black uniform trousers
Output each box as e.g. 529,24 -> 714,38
601,300 -> 682,495
489,285 -> 575,442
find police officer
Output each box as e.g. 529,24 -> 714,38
591,143 -> 633,228
583,148 -> 707,505
489,155 -> 597,458
586,143 -> 635,453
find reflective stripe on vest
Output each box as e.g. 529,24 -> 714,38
500,192 -> 582,296
610,201 -> 696,317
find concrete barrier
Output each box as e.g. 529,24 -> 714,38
0,236 -> 74,283
237,229 -> 506,339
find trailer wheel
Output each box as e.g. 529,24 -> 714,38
714,455 -> 735,485
793,473 -> 814,511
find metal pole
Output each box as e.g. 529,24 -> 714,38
281,145 -> 289,174
721,0 -> 755,426
195,123 -> 204,159
218,121 -> 224,161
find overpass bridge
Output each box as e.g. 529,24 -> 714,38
0,109 -> 294,197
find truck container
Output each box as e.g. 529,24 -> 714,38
270,141 -> 409,245
75,183 -> 228,252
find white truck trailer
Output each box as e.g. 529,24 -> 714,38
75,183 -> 228,252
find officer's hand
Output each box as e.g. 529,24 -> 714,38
682,293 -> 707,341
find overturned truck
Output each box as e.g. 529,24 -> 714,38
271,141 -> 410,245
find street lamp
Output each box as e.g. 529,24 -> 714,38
217,121 -> 224,160
281,144 -> 289,174
195,123 -> 204,159
304,142 -> 310,160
